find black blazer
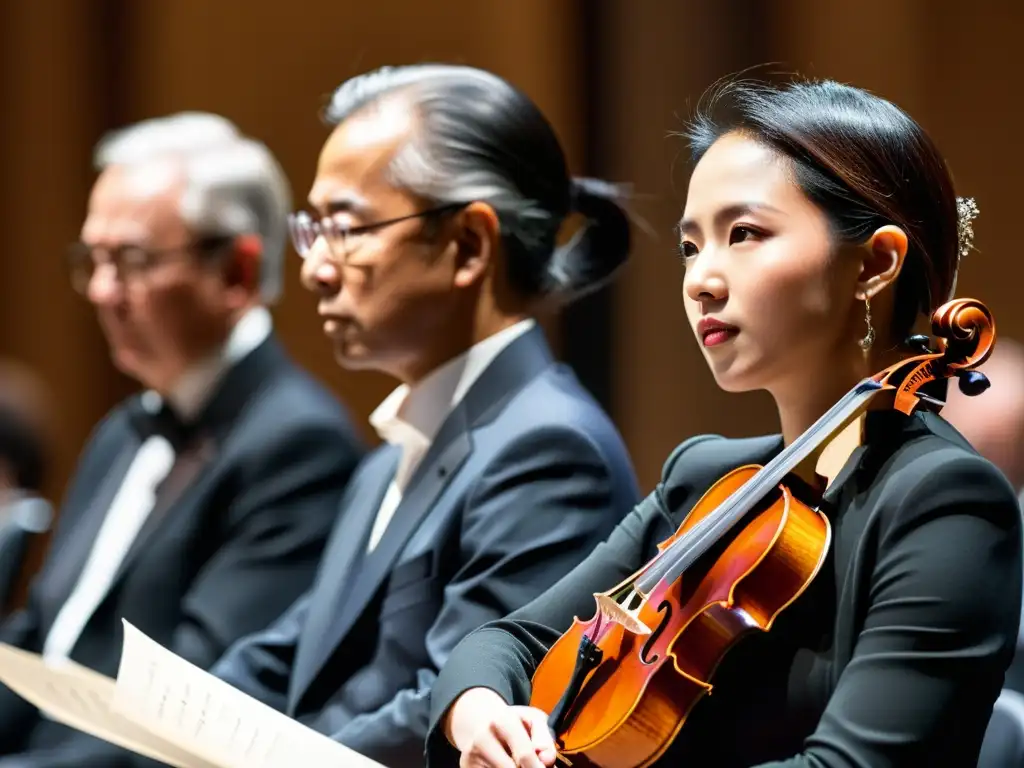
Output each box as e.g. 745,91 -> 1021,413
212,326 -> 641,767
0,335 -> 365,767
427,409 -> 1023,767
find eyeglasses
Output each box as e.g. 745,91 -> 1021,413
287,203 -> 466,262
66,235 -> 233,295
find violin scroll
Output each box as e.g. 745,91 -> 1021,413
930,298 -> 996,374
874,298 -> 996,414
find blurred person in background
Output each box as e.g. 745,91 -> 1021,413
0,113 -> 365,768
942,337 -> 1024,497
0,361 -> 55,616
942,339 -> 1024,767
210,63 -> 640,767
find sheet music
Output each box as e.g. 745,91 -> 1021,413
114,620 -> 387,768
0,643 -> 216,768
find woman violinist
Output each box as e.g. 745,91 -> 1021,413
424,77 -> 1024,767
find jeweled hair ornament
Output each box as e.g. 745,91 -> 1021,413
948,196 -> 979,300
957,197 -> 979,260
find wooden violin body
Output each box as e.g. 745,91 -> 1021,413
531,468 -> 829,768
528,298 -> 996,768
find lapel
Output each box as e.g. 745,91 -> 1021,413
662,434 -> 785,514
686,412 -> 918,523
109,335 -> 288,587
43,432 -> 141,616
288,447 -> 398,708
818,409 -> 927,511
681,429 -> 869,517
311,410 -> 472,658
293,325 -> 556,703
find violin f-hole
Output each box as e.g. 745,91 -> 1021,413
640,600 -> 672,665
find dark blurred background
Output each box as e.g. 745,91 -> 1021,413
1,0 -> 1021,586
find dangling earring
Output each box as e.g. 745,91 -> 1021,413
858,296 -> 875,352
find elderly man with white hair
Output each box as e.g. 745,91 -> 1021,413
0,113 -> 364,767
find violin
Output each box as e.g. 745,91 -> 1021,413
529,298 -> 996,768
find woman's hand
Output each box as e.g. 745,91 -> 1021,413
445,687 -> 559,768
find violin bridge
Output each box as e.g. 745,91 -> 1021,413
595,594 -> 653,636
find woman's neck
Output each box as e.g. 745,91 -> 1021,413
773,344 -> 906,446
776,378 -> 854,448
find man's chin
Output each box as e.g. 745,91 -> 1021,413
110,347 -> 142,378
110,348 -> 166,391
331,342 -> 374,371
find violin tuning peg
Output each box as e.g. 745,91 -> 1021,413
906,334 -> 934,354
957,370 -> 991,397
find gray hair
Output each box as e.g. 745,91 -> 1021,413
324,65 -> 631,304
93,112 -> 291,304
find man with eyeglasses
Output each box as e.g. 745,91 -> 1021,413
0,113 -> 364,768
208,64 -> 640,768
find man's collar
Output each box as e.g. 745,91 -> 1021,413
369,318 -> 536,450
151,306 -> 273,422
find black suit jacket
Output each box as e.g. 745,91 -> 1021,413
428,409 -> 1023,767
213,326 -> 640,767
978,690 -> 1024,767
0,335 -> 365,767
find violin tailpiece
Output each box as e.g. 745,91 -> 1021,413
546,634 -> 604,737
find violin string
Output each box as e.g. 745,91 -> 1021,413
655,382 -> 877,582
635,380 -> 881,594
645,394 -> 850,586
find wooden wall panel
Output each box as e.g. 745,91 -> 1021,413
599,0 -> 777,489
0,0 -> 136,503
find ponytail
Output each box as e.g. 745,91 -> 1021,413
545,177 -> 632,304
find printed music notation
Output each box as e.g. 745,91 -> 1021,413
0,623 -> 386,768
0,642 -> 215,768
115,620 -> 380,767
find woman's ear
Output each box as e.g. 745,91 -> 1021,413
856,224 -> 908,300
453,201 -> 501,289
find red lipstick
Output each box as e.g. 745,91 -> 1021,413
696,317 -> 739,348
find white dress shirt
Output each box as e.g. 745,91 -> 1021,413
365,318 -> 536,551
42,306 -> 272,662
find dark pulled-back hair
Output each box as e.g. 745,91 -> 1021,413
685,77 -> 962,338
324,64 -> 631,304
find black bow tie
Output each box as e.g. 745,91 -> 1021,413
129,398 -> 194,450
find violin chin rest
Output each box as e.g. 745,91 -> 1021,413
594,594 -> 653,636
